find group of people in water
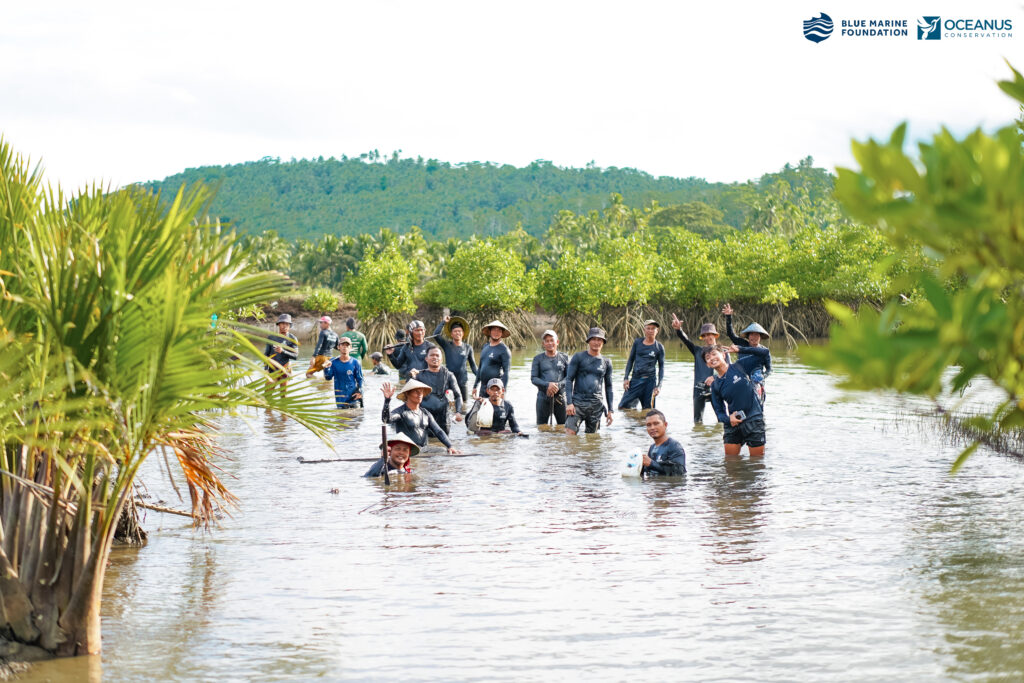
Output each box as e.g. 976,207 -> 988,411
262,305 -> 773,478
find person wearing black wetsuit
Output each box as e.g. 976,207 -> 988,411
705,344 -> 770,457
722,303 -> 772,404
386,320 -> 437,379
531,329 -> 569,425
380,379 -> 461,454
363,433 -> 419,478
670,314 -> 724,423
619,319 -> 665,411
466,378 -> 522,434
263,314 -> 299,392
642,409 -> 686,476
473,320 -> 511,397
565,327 -> 614,434
433,316 -> 478,406
412,347 -> 464,435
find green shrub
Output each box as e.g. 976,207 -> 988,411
302,287 -> 339,313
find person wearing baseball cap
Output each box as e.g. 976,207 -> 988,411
467,378 -> 523,435
531,329 -> 569,426
670,314 -> 726,423
473,320 -> 511,398
369,351 -> 389,376
619,319 -> 665,411
340,316 -> 368,362
306,315 -> 338,378
721,303 -> 772,405
323,337 -> 363,409
380,378 -> 461,454
565,327 -> 614,435
263,313 -> 299,392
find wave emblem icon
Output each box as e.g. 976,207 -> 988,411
803,13 -> 834,42
917,16 -> 941,40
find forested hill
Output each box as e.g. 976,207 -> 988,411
140,153 -> 834,241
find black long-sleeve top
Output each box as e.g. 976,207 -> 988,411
387,340 -> 438,376
474,342 -> 511,391
623,338 -> 665,387
263,332 -> 299,370
531,352 -> 569,396
433,322 -> 478,386
381,399 -> 453,449
725,314 -> 772,378
415,367 -> 463,415
643,438 -> 687,476
675,329 -> 714,384
312,328 -> 339,357
709,346 -> 770,425
565,351 -> 614,409
488,400 -> 520,433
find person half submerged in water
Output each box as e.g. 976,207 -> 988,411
467,378 -> 524,436
364,432 -> 419,477
381,379 -> 461,454
642,409 -> 686,477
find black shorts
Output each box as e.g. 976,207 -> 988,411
723,415 -> 766,447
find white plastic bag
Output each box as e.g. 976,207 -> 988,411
476,398 -> 494,428
621,452 -> 643,477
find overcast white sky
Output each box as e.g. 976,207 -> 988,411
2,0 -> 1021,191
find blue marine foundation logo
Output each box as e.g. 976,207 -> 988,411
803,13 -> 834,42
918,16 -> 941,39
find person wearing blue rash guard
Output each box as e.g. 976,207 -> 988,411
641,410 -> 686,476
410,347 -> 464,435
380,379 -> 461,454
670,314 -> 725,423
722,303 -> 772,404
385,320 -> 437,378
322,337 -> 363,408
531,329 -> 569,425
704,344 -> 770,457
473,320 -> 511,398
565,327 -> 614,435
619,320 -> 665,411
433,315 -> 478,406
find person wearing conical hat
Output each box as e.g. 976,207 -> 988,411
380,378 -> 461,454
263,313 -> 299,392
385,320 -> 438,379
364,432 -> 419,477
433,314 -> 478,407
619,320 -> 665,411
670,314 -> 727,423
722,303 -> 772,405
565,327 -> 615,435
472,320 -> 511,398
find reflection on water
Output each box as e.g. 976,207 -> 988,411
20,346 -> 1024,680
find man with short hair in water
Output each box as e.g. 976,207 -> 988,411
364,432 -> 419,477
306,316 -> 338,378
642,409 -> 686,476
473,320 -> 511,398
263,314 -> 299,392
670,314 -> 723,423
386,320 -> 437,377
433,315 -> 478,407
340,316 -> 368,362
323,337 -> 363,408
369,351 -> 389,375
722,303 -> 771,404
565,327 -> 614,435
704,344 -> 770,457
619,319 -> 665,411
411,347 -> 464,435
530,329 -> 569,425
381,379 -> 461,454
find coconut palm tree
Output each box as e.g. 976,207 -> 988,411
0,140 -> 334,658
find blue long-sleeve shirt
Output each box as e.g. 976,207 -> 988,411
565,351 -> 614,409
323,357 -> 363,407
709,346 -> 770,425
474,342 -> 511,391
623,338 -> 665,387
725,314 -> 772,382
644,438 -> 687,476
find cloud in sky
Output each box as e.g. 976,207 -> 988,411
1,0 -> 1020,191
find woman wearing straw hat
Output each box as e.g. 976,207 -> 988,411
722,303 -> 772,405
380,379 -> 461,454
433,315 -> 478,407
472,320 -> 511,398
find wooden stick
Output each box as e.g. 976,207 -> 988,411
134,500 -> 193,518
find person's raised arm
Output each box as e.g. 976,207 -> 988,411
672,314 -> 699,355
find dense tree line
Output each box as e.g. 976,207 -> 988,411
141,153 -> 835,241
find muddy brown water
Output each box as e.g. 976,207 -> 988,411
21,346 -> 1024,681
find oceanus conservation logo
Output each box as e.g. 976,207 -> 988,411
918,16 -> 941,39
803,13 -> 834,42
